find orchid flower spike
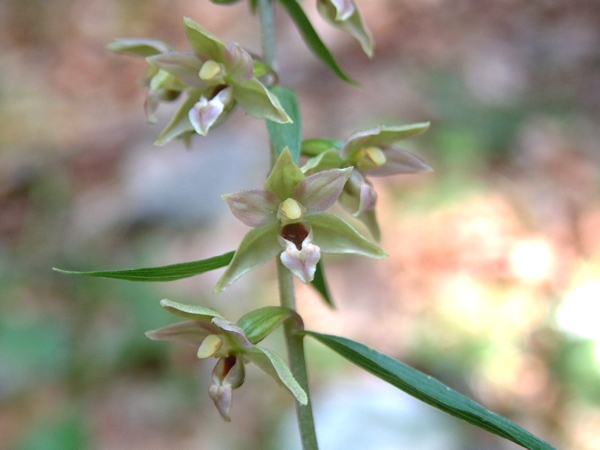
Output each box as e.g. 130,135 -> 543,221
302,123 -> 432,240
215,148 -> 386,292
146,300 -> 306,421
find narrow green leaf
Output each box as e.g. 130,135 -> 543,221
53,251 -> 234,282
304,332 -> 556,450
310,260 -> 334,308
266,86 -> 302,164
276,0 -> 357,85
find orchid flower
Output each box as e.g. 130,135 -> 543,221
108,18 -> 291,145
302,123 -> 432,240
317,0 -> 374,57
146,299 -> 307,421
214,148 -> 386,292
182,18 -> 291,135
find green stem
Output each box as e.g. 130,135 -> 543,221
277,259 -> 319,450
259,2 -> 318,447
258,0 -> 277,68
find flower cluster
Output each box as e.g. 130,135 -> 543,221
214,148 -> 386,291
146,300 -> 306,421
108,18 -> 290,146
302,123 -> 432,239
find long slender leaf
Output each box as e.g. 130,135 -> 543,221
304,332 -> 556,450
266,86 -> 302,164
276,0 -> 357,85
311,261 -> 334,308
53,251 -> 234,282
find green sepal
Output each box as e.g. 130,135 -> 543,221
214,223 -> 281,293
183,17 -> 226,62
301,138 -> 343,157
155,89 -> 203,146
307,212 -> 387,258
344,123 -> 431,157
250,0 -> 258,13
304,331 -> 557,450
159,299 -> 224,321
276,0 -> 358,85
232,78 -> 292,124
107,38 -> 174,57
357,208 -> 381,242
247,346 -> 308,405
238,306 -> 298,344
266,86 -> 302,164
311,260 -> 334,308
264,148 -> 305,199
302,149 -> 345,174
52,251 -> 234,282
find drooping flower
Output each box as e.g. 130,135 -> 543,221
146,299 -> 307,421
107,18 -> 291,145
214,148 -> 386,292
302,123 -> 432,240
316,0 -> 374,57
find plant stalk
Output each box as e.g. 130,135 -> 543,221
259,2 -> 319,446
258,0 -> 277,68
277,259 -> 319,450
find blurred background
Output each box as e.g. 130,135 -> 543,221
1,0 -> 599,448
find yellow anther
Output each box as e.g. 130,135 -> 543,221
356,146 -> 387,170
199,60 -> 223,80
197,334 -> 223,358
365,147 -> 386,166
281,198 -> 302,220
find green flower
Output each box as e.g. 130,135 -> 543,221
317,0 -> 374,57
302,123 -> 432,240
146,300 -> 306,421
183,18 -> 291,136
214,148 -> 386,292
108,19 -> 291,145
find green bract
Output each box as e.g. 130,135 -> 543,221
302,123 -> 432,240
214,148 -> 386,292
108,19 -> 291,146
146,300 -> 306,421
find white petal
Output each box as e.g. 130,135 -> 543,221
188,87 -> 233,135
279,236 -> 321,283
